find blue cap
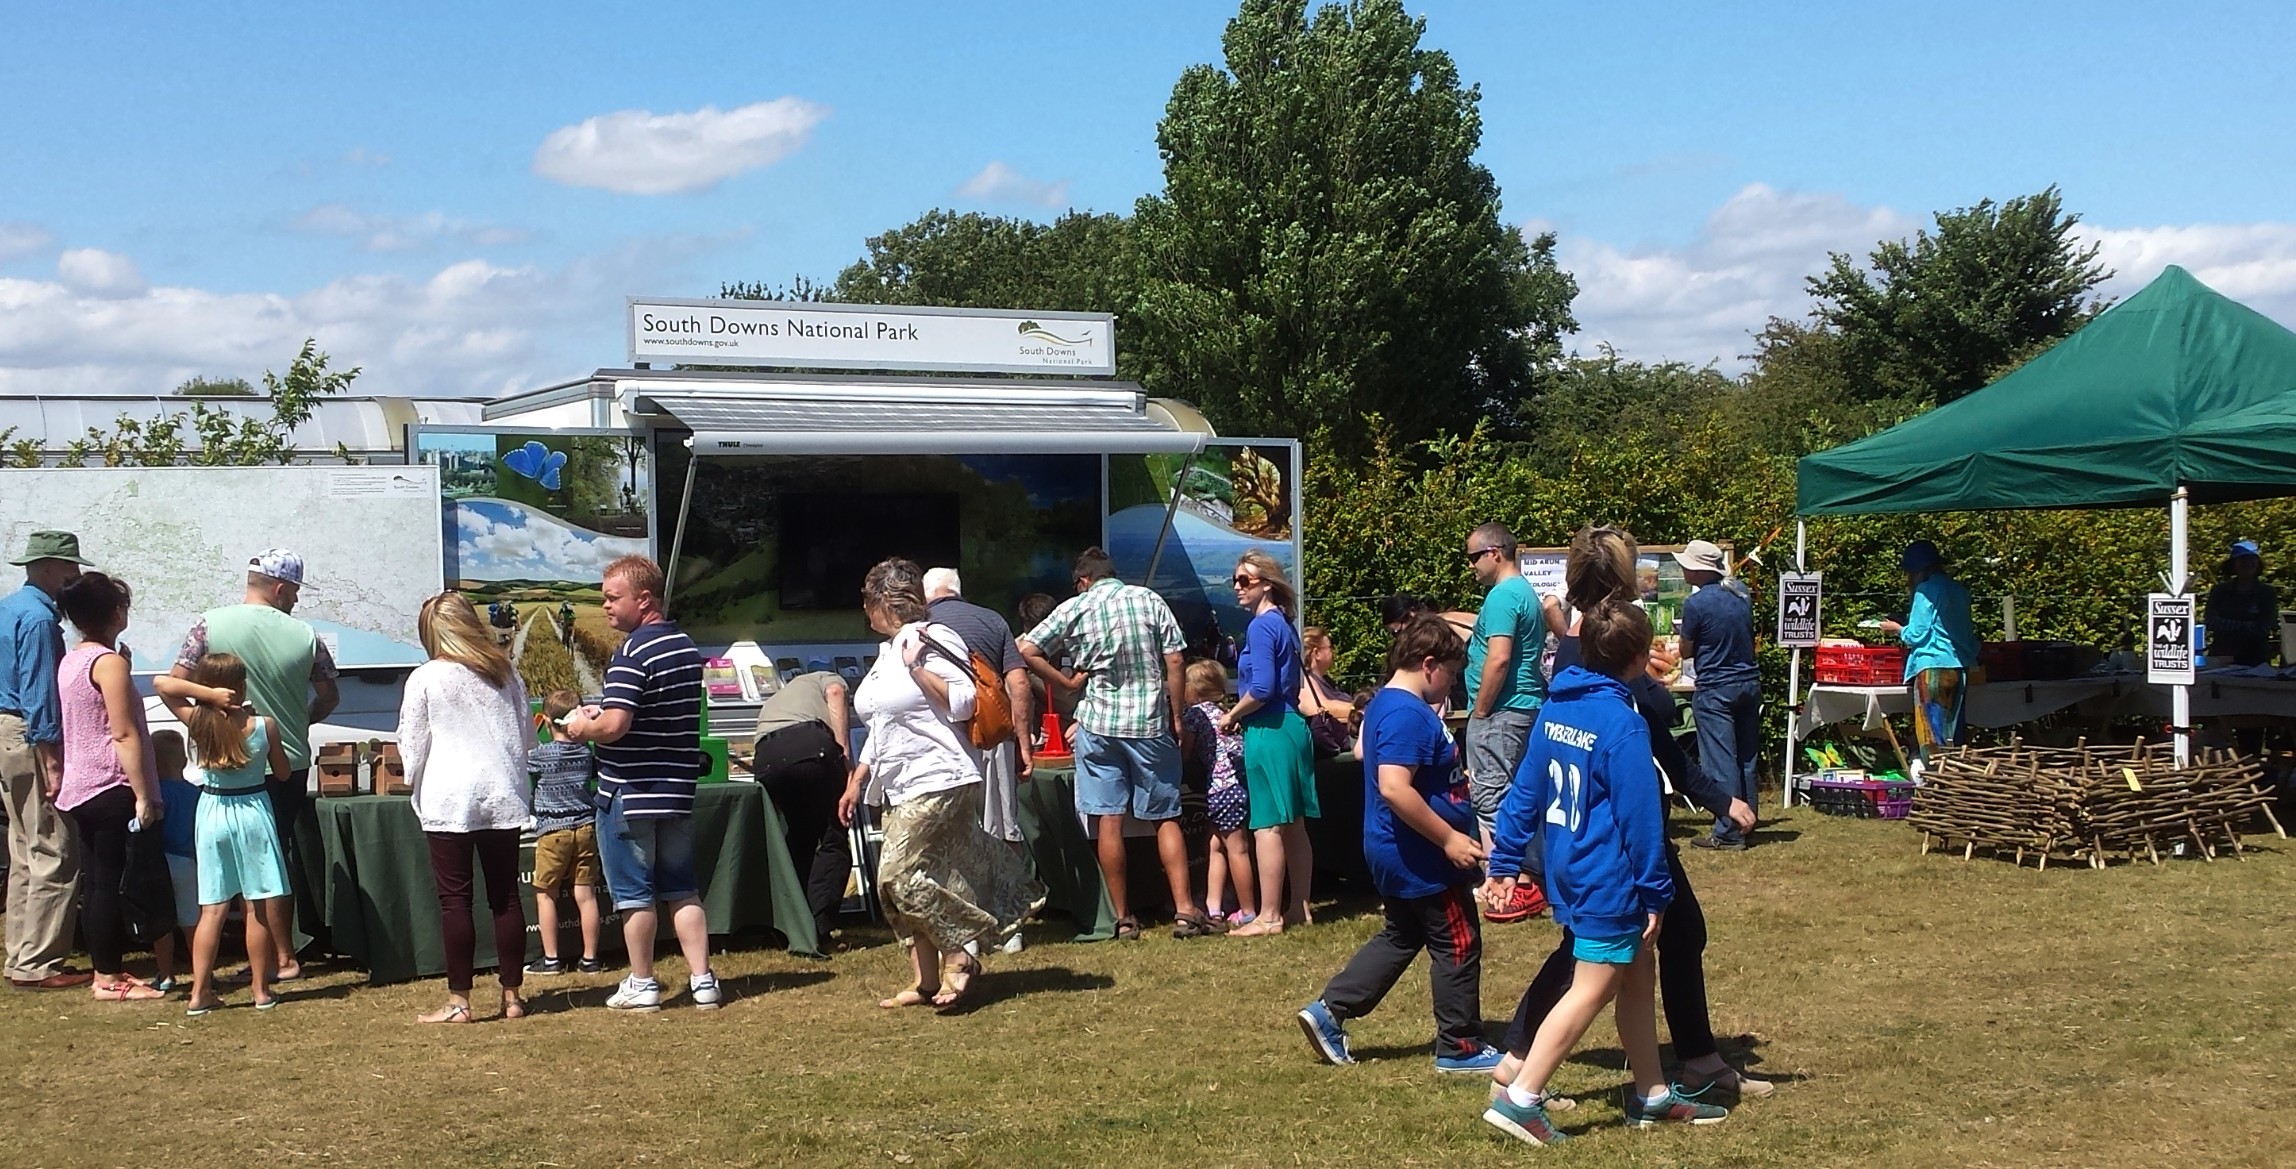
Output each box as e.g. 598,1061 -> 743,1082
2229,539 -> 2261,560
1899,540 -> 1942,572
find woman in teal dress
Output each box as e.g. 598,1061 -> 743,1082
1879,541 -> 1980,763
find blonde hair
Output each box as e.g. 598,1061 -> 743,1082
419,592 -> 515,688
605,555 -> 666,607
185,653 -> 253,771
1565,525 -> 1639,612
1184,659 -> 1229,704
1234,549 -> 1296,617
1301,626 -> 1332,657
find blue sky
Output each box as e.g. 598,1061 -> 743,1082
4,0 -> 2292,397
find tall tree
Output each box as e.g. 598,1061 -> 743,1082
1129,0 -> 1575,454
828,209 -> 1137,320
1806,185 -> 2111,405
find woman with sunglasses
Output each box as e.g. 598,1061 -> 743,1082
1222,549 -> 1319,936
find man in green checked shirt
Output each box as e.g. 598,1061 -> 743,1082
1019,547 -> 1210,941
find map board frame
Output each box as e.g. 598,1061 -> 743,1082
0,465 -> 444,673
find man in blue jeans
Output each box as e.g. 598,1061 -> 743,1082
1674,540 -> 1763,851
565,554 -> 719,1011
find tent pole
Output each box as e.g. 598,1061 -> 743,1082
663,438 -> 700,614
1781,519 -> 1808,809
2171,487 -> 2190,768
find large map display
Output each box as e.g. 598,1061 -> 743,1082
0,466 -> 442,670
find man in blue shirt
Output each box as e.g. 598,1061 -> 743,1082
1675,540 -> 1763,852
2,530 -> 94,989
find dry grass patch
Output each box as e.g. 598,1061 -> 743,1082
4,806 -> 2291,1168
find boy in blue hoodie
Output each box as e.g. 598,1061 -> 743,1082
1480,599 -> 1726,1145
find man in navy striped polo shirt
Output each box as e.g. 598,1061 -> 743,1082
564,555 -> 719,1012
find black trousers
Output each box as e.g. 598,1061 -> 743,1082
752,722 -> 852,941
1501,845 -> 1716,1063
67,786 -> 137,973
1320,885 -> 1486,1057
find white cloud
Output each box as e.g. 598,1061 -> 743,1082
1554,184 -> 2296,370
533,98 -> 828,195
289,203 -> 532,253
2078,221 -> 2296,326
457,505 -> 646,581
0,231 -> 743,397
56,248 -> 148,298
343,146 -> 390,167
1552,183 -> 1914,369
954,161 -> 1072,209
0,222 -> 54,261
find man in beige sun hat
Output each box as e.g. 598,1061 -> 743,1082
1672,539 -> 1763,851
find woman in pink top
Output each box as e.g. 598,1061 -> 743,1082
56,572 -> 164,1002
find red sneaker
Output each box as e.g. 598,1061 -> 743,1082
1485,883 -> 1549,923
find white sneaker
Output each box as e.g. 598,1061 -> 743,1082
606,975 -> 661,1012
1000,931 -> 1025,955
689,971 -> 721,1011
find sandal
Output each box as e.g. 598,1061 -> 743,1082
1113,916 -> 1142,941
415,1001 -> 468,1024
500,993 -> 528,1021
1171,912 -> 1226,939
878,985 -> 937,1009
932,954 -> 979,1008
1229,916 -> 1286,937
93,979 -> 167,1002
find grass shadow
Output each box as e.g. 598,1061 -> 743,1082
935,965 -> 1115,1016
719,968 -> 836,1003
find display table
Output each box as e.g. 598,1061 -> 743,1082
1014,755 -> 1368,940
1798,673 -> 2296,738
316,782 -> 818,985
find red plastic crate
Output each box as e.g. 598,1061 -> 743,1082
1813,644 -> 1907,685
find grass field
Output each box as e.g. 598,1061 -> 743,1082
4,805 -> 2291,1168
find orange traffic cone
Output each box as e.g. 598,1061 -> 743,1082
1035,709 -> 1071,760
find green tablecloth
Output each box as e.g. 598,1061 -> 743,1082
316,782 -> 817,985
1014,755 -> 1368,940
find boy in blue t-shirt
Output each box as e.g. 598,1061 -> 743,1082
1480,601 -> 1725,1146
1295,617 -> 1501,1074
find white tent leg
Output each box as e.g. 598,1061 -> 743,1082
1781,520 -> 1808,808
663,437 -> 701,612
2171,487 -> 2190,768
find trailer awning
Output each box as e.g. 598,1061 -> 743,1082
618,377 -> 1207,455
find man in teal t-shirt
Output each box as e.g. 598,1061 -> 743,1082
1461,522 -> 1552,921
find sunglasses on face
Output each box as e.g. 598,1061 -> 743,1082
1232,575 -> 1263,589
1466,547 -> 1505,564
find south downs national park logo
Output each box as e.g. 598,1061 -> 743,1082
1017,320 -> 1093,347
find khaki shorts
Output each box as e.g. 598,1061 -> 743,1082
532,824 -> 602,892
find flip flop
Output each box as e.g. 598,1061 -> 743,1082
878,985 -> 937,1009
254,996 -> 281,1011
184,999 -> 224,1017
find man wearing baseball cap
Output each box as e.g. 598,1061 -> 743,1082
2206,540 -> 2280,668
155,548 -> 339,980
1674,539 -> 1763,852
2,530 -> 95,988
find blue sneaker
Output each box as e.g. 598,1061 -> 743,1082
1483,1093 -> 1568,1146
1434,1043 -> 1505,1075
1295,1000 -> 1355,1065
1624,1085 -> 1730,1127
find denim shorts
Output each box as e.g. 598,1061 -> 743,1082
1071,728 -> 1182,821
1572,930 -> 1644,965
596,792 -> 698,912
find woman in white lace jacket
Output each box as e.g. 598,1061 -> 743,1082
399,591 -> 532,1024
839,559 -> 1042,1010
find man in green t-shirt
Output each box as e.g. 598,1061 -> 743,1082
157,549 -> 339,979
1462,522 -> 1554,922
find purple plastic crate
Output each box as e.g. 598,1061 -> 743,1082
1807,778 -> 1917,820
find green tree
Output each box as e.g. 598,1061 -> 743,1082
1129,0 -> 1576,455
37,339 -> 356,467
1805,186 -> 2111,405
828,209 -> 1138,321
173,375 -> 257,397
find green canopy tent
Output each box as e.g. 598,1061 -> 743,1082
1784,265 -> 2296,788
